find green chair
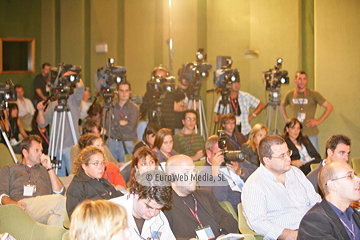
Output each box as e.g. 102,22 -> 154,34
237,203 -> 264,240
0,143 -> 18,169
0,204 -> 66,240
352,157 -> 360,175
310,162 -> 320,171
219,201 -> 238,220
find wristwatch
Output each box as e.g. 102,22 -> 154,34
252,113 -> 257,118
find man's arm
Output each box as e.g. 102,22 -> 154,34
36,101 -> 47,126
306,100 -> 333,128
280,102 -> 290,122
35,88 -> 47,101
40,154 -> 64,193
248,101 -> 265,122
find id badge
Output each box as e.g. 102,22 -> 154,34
23,185 -> 36,196
235,115 -> 241,125
195,225 -> 215,240
297,112 -> 306,123
151,230 -> 162,240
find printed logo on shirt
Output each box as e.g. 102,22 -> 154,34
292,98 -> 308,104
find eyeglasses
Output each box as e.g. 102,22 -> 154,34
329,171 -> 357,182
87,161 -> 108,167
270,150 -> 292,160
185,117 -> 196,121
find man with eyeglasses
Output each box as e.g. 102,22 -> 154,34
110,170 -> 176,240
164,154 -> 238,239
0,135 -> 66,226
220,113 -> 247,150
242,135 -> 321,240
307,134 -> 351,194
173,109 -> 205,161
298,161 -> 360,239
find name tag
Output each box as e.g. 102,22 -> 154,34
195,225 -> 215,240
23,185 -> 36,196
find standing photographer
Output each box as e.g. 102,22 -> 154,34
37,70 -> 84,177
214,76 -> 264,139
199,135 -> 256,211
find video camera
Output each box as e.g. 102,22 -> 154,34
217,130 -> 246,164
213,59 -> 240,89
49,63 -> 82,100
0,79 -> 17,109
179,49 -> 212,99
262,58 -> 289,91
146,75 -> 176,96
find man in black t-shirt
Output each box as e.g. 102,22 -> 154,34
33,63 -> 51,102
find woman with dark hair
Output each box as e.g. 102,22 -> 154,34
129,146 -> 160,187
283,118 -> 322,174
133,122 -> 160,154
3,103 -> 28,153
152,128 -> 178,162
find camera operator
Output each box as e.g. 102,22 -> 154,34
213,74 -> 265,139
105,80 -> 139,163
198,135 -> 256,211
37,70 -> 84,177
139,65 -> 185,133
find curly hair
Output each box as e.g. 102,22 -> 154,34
73,146 -> 106,175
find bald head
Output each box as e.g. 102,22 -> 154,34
166,154 -> 196,196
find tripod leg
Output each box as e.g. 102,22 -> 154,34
1,130 -> 18,163
66,111 -> 78,145
200,100 -> 208,139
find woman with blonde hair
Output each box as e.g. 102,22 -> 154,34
66,146 -> 123,217
241,123 -> 268,166
70,199 -> 128,240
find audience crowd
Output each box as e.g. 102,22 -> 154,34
1,66 -> 359,240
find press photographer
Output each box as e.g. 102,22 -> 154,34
213,58 -> 264,138
139,65 -> 185,132
198,134 -> 257,211
37,63 -> 84,177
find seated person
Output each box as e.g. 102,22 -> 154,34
0,135 -> 65,226
298,161 -> 360,239
70,119 -> 118,166
241,123 -> 268,166
77,133 -> 126,189
199,135 -> 256,211
152,128 -> 178,162
66,146 -> 123,218
129,146 -> 161,187
15,84 -> 35,131
242,135 -> 321,240
70,199 -> 128,240
220,113 -> 247,150
283,118 -> 322,175
133,122 -> 160,154
110,170 -> 175,239
173,109 -> 205,161
164,154 -> 238,239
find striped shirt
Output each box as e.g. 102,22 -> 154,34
241,164 -> 321,239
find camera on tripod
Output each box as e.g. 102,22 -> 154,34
49,63 -> 82,100
0,79 -> 17,106
217,130 -> 246,164
263,58 -> 289,91
214,59 -> 240,89
146,75 -> 176,96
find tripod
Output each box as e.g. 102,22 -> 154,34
264,90 -> 286,135
48,98 -> 78,174
213,88 -> 235,134
0,111 -> 18,163
148,92 -> 166,128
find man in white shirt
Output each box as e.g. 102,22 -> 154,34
110,170 -> 175,240
15,84 -> 35,131
241,135 -> 321,240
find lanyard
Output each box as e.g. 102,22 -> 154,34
230,98 -> 240,116
25,165 -> 32,184
226,134 -> 241,150
39,129 -> 49,144
295,89 -> 307,111
182,194 -> 203,228
340,218 -> 355,240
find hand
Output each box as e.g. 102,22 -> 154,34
248,114 -> 254,122
291,160 -> 304,168
17,201 -> 27,210
306,118 -> 320,128
37,101 -> 47,111
350,201 -> 360,209
40,154 -> 52,169
212,151 -> 225,167
119,120 -> 128,126
193,150 -> 204,161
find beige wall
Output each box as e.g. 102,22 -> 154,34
315,0 -> 360,158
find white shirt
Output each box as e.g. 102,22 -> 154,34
110,194 -> 176,240
16,97 -> 35,118
241,164 -> 321,240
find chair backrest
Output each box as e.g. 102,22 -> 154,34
310,163 -> 320,171
0,204 -> 66,240
219,201 -> 237,220
237,203 -> 264,240
352,157 -> 360,175
0,143 -> 17,169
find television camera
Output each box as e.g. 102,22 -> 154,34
262,58 -> 289,102
0,79 -> 17,109
217,130 -> 246,164
213,58 -> 240,99
179,49 -> 212,100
